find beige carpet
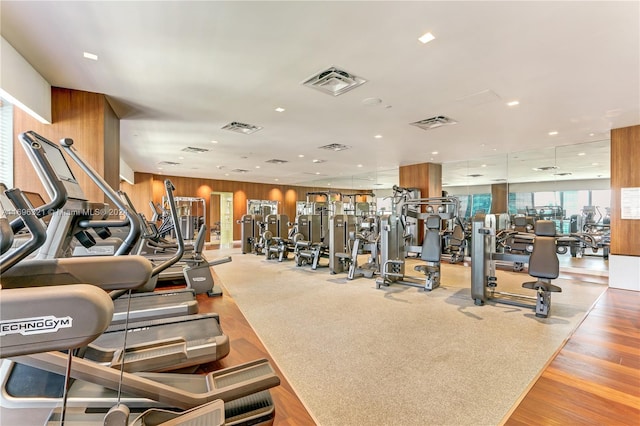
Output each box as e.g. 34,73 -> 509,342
207,248 -> 606,426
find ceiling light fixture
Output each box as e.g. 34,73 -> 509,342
578,152 -> 586,156
83,52 -> 98,61
275,107 -> 285,112
298,154 -> 305,158
357,164 -> 363,168
374,135 -> 383,139
506,100 -> 520,106
211,140 -> 218,144
418,32 -> 436,44
275,178 -> 279,181
431,151 -> 439,155
592,162 -> 599,166
548,131 -> 558,136
589,133 -> 595,136
255,166 -> 260,169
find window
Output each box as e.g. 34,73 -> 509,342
509,192 -> 533,215
0,97 -> 13,188
471,194 -> 491,216
562,190 -> 589,217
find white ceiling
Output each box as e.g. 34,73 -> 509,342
2,1 -> 638,190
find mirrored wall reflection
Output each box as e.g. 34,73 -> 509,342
442,139 -> 611,227
294,168 -> 399,192
442,154 -> 508,218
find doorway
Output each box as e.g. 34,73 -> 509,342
211,191 -> 233,248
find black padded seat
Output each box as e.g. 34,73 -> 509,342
526,220 -> 560,281
522,220 -> 561,318
420,215 -> 442,262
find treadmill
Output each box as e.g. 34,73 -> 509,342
11,132 -> 230,372
0,188 -> 277,425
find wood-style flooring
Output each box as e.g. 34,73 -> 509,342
200,251 -> 636,426
193,271 -> 316,426
505,288 -> 640,425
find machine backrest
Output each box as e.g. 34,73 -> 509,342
451,223 -> 464,243
528,220 -> 559,279
0,216 -> 13,255
194,224 -> 207,254
421,215 -> 442,262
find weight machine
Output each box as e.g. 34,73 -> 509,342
376,196 -> 459,291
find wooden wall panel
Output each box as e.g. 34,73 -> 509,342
491,183 -> 508,214
119,172 -> 154,219
13,87 -> 118,204
610,125 -> 640,256
399,162 -> 442,198
103,99 -> 120,192
124,173 -> 366,242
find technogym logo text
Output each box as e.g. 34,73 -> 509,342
0,316 -> 73,336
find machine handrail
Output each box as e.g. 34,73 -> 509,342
1,188 -> 48,274
59,138 -> 140,255
150,179 -> 185,276
11,132 -> 68,233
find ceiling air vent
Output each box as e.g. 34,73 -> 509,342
318,143 -> 351,152
158,161 -> 181,166
231,169 -> 250,173
302,66 -> 367,96
554,172 -> 572,176
467,174 -> 483,178
265,159 -> 288,164
533,166 -> 559,171
222,121 -> 262,134
181,146 -> 209,153
410,115 -> 458,130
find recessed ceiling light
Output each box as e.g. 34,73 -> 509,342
255,166 -> 260,169
157,167 -> 163,170
315,172 -> 321,175
431,151 -> 439,155
592,162 -> 599,166
506,100 -> 520,107
298,154 -> 305,158
224,173 -> 229,176
327,183 -> 331,186
589,133 -> 595,136
481,164 -> 487,168
357,164 -> 363,168
418,32 -> 436,44
548,131 -> 558,136
83,51 -> 98,61
578,152 -> 586,156
374,135 -> 383,139
275,178 -> 279,181
211,140 -> 218,144
275,107 -> 285,112
178,156 -> 185,160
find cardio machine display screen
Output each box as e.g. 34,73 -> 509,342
39,138 -> 77,183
